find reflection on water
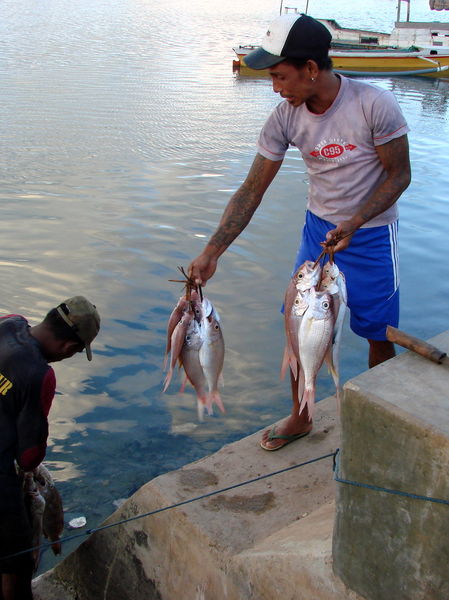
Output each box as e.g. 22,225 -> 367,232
1,0 -> 449,574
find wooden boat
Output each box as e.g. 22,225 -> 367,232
233,0 -> 449,78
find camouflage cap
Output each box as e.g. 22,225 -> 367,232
56,296 -> 100,361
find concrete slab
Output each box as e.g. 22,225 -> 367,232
344,330 -> 449,436
230,502 -> 362,600
333,331 -> 449,600
34,395 -> 351,600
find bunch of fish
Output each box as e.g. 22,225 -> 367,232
163,289 -> 225,420
21,463 -> 64,571
281,258 -> 347,419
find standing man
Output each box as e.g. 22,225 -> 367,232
0,296 -> 100,599
189,13 -> 410,450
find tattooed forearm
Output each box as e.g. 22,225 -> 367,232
358,179 -> 408,223
351,135 -> 411,229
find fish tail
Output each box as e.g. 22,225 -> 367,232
51,541 -> 62,556
197,400 -> 206,422
299,387 -> 315,421
280,345 -> 289,380
327,360 -> 338,381
280,345 -> 298,381
325,347 -> 342,409
179,375 -> 189,393
162,369 -> 173,392
209,390 -> 225,414
204,393 -> 214,416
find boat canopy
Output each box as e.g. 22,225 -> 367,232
429,0 -> 449,10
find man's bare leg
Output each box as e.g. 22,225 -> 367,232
368,339 -> 396,368
260,367 -> 312,450
260,340 -> 395,450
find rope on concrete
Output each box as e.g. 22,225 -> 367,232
6,448 -> 447,563
1,450 -> 337,561
333,449 -> 449,506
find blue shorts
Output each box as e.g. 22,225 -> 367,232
293,211 -> 399,341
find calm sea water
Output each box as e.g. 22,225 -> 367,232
1,0 -> 448,573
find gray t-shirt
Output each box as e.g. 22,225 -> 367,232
257,75 -> 409,227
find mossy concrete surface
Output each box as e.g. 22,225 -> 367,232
33,395 -> 362,600
333,330 -> 449,600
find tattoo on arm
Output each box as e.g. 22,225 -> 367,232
358,135 -> 411,225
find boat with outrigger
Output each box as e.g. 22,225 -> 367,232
233,0 -> 449,78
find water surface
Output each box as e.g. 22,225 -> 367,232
1,0 -> 448,573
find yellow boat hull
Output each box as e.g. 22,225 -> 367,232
330,52 -> 449,78
233,47 -> 449,78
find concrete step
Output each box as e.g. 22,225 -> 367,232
34,395 -> 360,600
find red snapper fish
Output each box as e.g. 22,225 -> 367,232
180,314 -> 209,420
164,296 -> 190,369
163,306 -> 194,392
164,292 -> 225,418
281,256 -> 347,417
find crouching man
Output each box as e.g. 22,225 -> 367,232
0,296 -> 100,600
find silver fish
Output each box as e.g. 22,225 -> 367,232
319,261 -> 347,404
198,299 -> 225,415
164,294 -> 225,417
180,317 -> 210,421
281,260 -> 320,383
298,288 -> 335,420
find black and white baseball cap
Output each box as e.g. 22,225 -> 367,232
244,14 -> 332,70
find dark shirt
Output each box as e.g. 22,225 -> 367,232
0,316 -> 55,509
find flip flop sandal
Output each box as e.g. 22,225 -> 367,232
260,427 -> 310,451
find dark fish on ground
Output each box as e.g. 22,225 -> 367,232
23,472 -> 45,571
34,464 -> 64,556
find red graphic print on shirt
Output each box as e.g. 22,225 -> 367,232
310,139 -> 357,161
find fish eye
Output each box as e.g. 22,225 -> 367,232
297,273 -> 303,279
322,301 -> 329,309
